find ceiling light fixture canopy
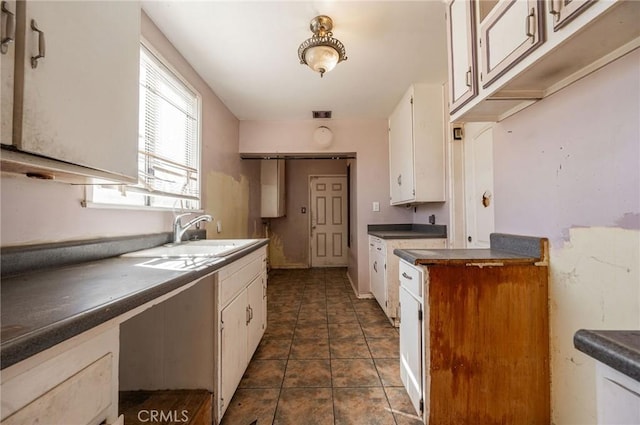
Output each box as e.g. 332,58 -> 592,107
298,15 -> 347,78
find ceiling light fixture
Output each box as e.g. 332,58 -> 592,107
298,15 -> 347,78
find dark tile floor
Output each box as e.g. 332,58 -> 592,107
221,268 -> 423,425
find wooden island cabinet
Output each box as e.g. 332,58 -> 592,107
396,233 -> 550,424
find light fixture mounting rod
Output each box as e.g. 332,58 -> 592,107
310,15 -> 333,37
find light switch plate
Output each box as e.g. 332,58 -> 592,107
373,201 -> 380,212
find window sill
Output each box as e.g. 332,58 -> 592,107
80,200 -> 204,214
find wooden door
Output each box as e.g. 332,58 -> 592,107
1,0 -> 15,146
310,175 -> 348,267
446,0 -> 478,113
464,123 -> 495,248
219,291 -> 247,417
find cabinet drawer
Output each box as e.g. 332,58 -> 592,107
399,260 -> 423,299
219,249 -> 266,307
3,354 -> 113,425
369,236 -> 385,253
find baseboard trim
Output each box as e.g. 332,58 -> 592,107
346,271 -> 374,299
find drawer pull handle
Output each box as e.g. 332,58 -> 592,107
373,261 -> 378,273
1,1 -> 15,55
465,68 -> 472,87
402,272 -> 413,280
525,8 -> 536,40
30,19 -> 46,68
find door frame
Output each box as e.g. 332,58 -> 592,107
308,174 -> 348,268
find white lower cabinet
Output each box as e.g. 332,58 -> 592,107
216,247 -> 267,423
0,326 -> 120,425
596,362 -> 640,424
369,235 -> 445,326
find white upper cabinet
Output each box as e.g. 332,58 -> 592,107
2,0 -> 139,182
446,0 -> 479,113
450,0 -> 640,122
549,0 -> 597,30
389,84 -> 445,205
479,0 -> 544,88
261,159 -> 286,218
1,0 -> 15,147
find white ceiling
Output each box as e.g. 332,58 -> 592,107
141,1 -> 448,121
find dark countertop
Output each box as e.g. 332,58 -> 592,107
1,238 -> 268,369
368,224 -> 447,240
574,329 -> 640,382
394,233 -> 547,266
394,248 -> 539,266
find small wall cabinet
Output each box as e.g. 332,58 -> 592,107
388,84 -> 445,205
368,236 -> 446,326
449,0 -> 640,121
479,0 -> 544,88
261,159 -> 286,218
1,0 -> 139,183
445,0 -> 479,113
549,0 -> 597,30
215,247 -> 267,423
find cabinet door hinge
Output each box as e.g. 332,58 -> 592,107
220,320 -> 224,331
420,398 -> 424,414
385,300 -> 388,307
410,96 -> 414,105
418,308 -> 423,321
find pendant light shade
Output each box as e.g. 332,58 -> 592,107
298,15 -> 347,78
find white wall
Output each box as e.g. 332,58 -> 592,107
0,11 -> 260,246
239,119 -> 411,294
492,50 -> 640,424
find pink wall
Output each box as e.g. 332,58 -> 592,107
239,119 -> 412,294
491,49 -> 640,424
493,49 -> 640,244
0,12 -> 260,246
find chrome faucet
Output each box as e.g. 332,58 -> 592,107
173,213 -> 212,243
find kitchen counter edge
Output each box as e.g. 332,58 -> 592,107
0,239 -> 269,370
574,329 -> 640,382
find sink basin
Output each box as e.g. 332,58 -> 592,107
124,239 -> 262,258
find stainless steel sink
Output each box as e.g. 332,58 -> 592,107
124,239 -> 262,258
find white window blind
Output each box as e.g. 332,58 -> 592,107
89,43 -> 201,210
135,45 -> 200,207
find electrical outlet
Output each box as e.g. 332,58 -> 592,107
372,201 -> 380,212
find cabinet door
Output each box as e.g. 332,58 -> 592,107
479,0 -> 544,88
446,0 -> 478,113
246,275 -> 265,360
388,88 -> 415,204
1,0 -> 15,146
370,246 -> 386,309
548,0 -> 596,30
15,1 -> 139,179
220,291 -> 247,417
399,285 -> 422,416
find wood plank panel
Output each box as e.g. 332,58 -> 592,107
332,196 -> 343,225
427,265 -> 550,424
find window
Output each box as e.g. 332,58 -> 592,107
90,42 -> 201,210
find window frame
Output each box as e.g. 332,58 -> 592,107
84,37 -> 203,212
